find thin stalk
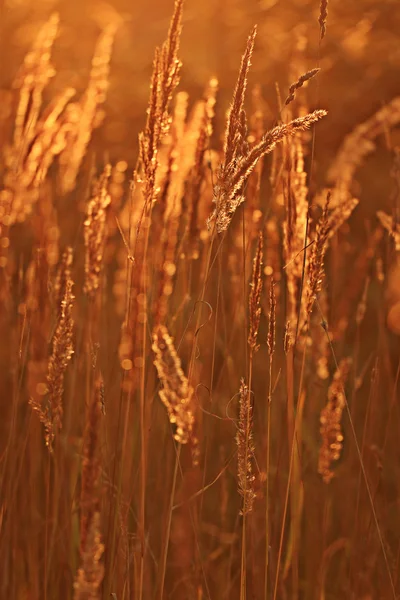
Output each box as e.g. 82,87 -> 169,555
273,341 -> 307,600
158,444 -> 182,600
240,359 -> 253,600
264,342 -> 274,599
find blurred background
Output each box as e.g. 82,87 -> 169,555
1,0 -> 400,177
1,2 -> 400,598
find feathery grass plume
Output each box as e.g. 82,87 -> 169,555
236,378 -> 256,515
138,0 -> 183,205
80,378 -> 103,556
46,275 -> 74,438
73,512 -> 105,600
328,97 -> 400,207
319,0 -> 328,40
59,24 -> 117,194
318,358 -> 352,484
0,15 -> 78,225
305,192 -> 331,320
284,134 -> 308,266
12,13 -> 59,151
152,324 -> 195,447
30,273 -> 74,450
5,87 -> 76,222
248,232 -> 263,352
206,25 -> 256,232
209,109 -> 327,233
284,68 -> 320,107
224,26 -> 257,167
376,211 -> 400,251
283,132 -> 309,329
84,165 -> 112,297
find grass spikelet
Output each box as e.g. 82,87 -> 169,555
305,192 -> 331,319
84,165 -> 112,297
73,511 -> 105,600
319,0 -> 328,40
5,86 -> 76,224
248,232 -> 263,353
224,26 -> 257,167
284,68 -> 320,107
30,271 -> 74,450
210,109 -> 327,232
236,378 -> 255,515
318,358 -> 352,483
159,0 -> 184,130
1,15 -> 77,225
12,13 -> 60,151
152,324 -> 195,447
139,0 -> 183,205
376,210 -> 400,251
283,133 -> 309,327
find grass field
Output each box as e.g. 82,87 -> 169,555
1,0 -> 400,598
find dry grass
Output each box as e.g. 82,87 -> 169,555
1,1 -> 400,599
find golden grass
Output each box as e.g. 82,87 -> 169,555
1,1 -> 400,599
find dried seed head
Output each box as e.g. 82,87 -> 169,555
305,192 -> 331,320
209,109 -> 327,233
377,210 -> 400,251
30,271 -> 74,451
319,0 -> 328,40
224,26 -> 257,167
152,325 -> 196,452
73,512 -> 104,600
318,358 -> 352,483
84,165 -> 112,298
139,0 -> 183,204
284,68 -> 320,107
236,378 -> 256,515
